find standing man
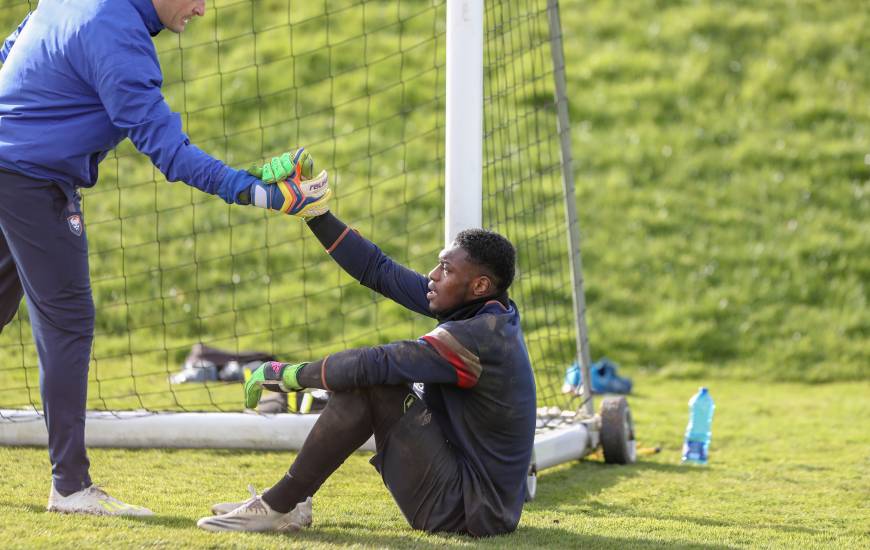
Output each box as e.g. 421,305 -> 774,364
0,0 -> 328,516
197,179 -> 536,536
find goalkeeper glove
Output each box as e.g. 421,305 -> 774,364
255,149 -> 314,183
244,361 -> 307,409
243,148 -> 332,218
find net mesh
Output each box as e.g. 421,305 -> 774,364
0,0 -> 579,415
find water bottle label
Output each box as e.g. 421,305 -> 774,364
682,440 -> 707,462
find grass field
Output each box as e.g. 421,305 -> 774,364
0,0 -> 867,547
1,375 -> 867,549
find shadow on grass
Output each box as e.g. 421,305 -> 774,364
0,502 -> 196,529
513,526 -> 737,549
530,459 -> 821,537
126,519 -> 740,550
531,458 -> 686,504
292,525 -> 739,549
128,517 -> 492,549
582,500 -> 822,536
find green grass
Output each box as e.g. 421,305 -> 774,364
561,0 -> 870,383
1,0 -> 867,547
1,375 -> 867,548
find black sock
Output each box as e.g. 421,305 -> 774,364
262,474 -> 307,513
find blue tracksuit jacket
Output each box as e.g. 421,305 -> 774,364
0,0 -> 256,202
307,214 -> 537,536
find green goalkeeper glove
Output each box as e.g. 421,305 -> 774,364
241,148 -> 332,218
251,149 -> 315,183
244,361 -> 307,409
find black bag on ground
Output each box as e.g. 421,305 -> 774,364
170,343 -> 274,384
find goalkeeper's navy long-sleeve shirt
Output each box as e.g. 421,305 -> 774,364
306,214 -> 537,536
0,0 -> 256,203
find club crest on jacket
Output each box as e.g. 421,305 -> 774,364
67,214 -> 83,236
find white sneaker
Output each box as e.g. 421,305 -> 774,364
210,484 -> 258,516
197,491 -> 312,533
47,484 -> 153,516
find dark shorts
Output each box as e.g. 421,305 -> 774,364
369,388 -> 467,534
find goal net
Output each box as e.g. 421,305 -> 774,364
0,0 -> 584,424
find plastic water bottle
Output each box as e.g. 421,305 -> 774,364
682,387 -> 715,465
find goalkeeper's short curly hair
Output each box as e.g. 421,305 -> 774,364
455,228 -> 516,293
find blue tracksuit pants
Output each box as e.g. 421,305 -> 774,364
0,169 -> 93,494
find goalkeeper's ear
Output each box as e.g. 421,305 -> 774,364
471,273 -> 495,297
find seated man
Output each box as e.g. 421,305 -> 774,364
197,169 -> 536,537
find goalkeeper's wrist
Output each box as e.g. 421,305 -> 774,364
306,212 -> 347,250
281,362 -> 307,391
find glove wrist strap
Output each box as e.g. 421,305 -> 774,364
282,362 -> 307,391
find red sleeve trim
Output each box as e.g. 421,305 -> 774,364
320,354 -> 331,391
326,227 -> 351,254
421,327 -> 482,389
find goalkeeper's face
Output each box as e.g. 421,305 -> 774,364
153,0 -> 206,33
426,245 -> 494,314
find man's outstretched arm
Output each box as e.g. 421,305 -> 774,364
84,18 -> 324,210
306,212 -> 433,317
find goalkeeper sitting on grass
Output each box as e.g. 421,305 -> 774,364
197,158 -> 536,537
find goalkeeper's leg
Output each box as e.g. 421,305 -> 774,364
260,385 -> 413,511
258,386 -> 464,531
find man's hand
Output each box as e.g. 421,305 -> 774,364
244,148 -> 332,218
244,361 -> 307,409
